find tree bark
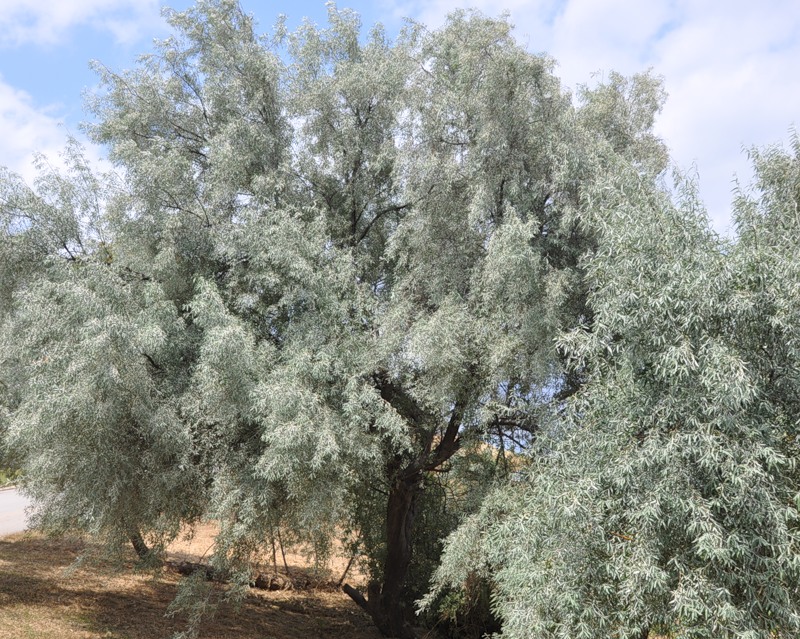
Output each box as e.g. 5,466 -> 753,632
378,472 -> 420,638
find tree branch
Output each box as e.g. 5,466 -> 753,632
372,370 -> 431,426
356,202 -> 411,244
425,400 -> 464,471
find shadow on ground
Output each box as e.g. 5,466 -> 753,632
0,533 -> 383,639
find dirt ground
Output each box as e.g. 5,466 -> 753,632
0,524 -> 392,639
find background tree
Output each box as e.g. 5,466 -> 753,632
1,2 -> 670,637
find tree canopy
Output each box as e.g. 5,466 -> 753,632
1,2 -> 798,639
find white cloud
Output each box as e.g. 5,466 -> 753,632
0,76 -> 107,184
645,2 -> 800,233
0,0 -> 162,46
380,0 -> 800,234
0,0 -> 164,182
0,77 -> 69,182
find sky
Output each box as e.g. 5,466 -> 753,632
0,0 -> 798,235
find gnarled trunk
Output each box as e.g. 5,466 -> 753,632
346,374 -> 466,638
344,470 -> 421,639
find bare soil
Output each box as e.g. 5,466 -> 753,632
0,525 -> 389,639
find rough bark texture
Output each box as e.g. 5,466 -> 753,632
378,473 -> 421,638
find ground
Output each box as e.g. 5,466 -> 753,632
0,524 -> 409,639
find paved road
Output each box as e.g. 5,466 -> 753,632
0,488 -> 31,536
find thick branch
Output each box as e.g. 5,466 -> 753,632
425,400 -> 465,471
342,583 -> 371,613
373,371 -> 431,426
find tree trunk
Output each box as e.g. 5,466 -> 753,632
377,473 -> 419,637
128,527 -> 150,560
347,374 -> 466,638
344,470 -> 421,639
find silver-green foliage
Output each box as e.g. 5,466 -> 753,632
0,0 -> 676,633
0,141 -> 205,551
428,139 -> 800,638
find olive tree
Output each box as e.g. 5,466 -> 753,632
0,2 -> 668,637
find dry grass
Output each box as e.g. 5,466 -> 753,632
0,526 -> 385,639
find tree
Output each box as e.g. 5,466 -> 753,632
0,140 -> 209,558
426,139 -> 800,638
0,2 -> 668,637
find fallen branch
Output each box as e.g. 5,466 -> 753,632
165,559 -> 308,591
337,552 -> 358,588
342,583 -> 371,615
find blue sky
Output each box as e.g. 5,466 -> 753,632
1,0 -> 798,235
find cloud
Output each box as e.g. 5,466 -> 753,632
0,77 -> 69,182
0,75 -> 107,184
0,0 -> 162,46
644,2 -> 800,232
